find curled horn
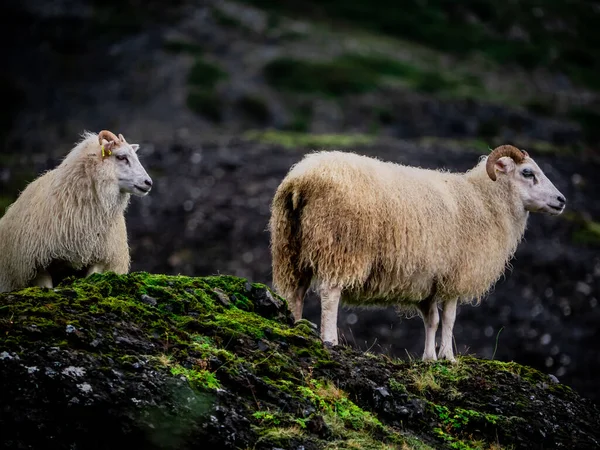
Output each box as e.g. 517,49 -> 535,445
98,130 -> 120,145
486,145 -> 528,181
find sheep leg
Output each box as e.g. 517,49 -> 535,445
320,286 -> 341,346
291,277 -> 311,321
418,294 -> 439,361
438,298 -> 458,362
31,270 -> 53,289
86,264 -> 103,277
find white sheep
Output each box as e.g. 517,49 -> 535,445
269,145 -> 566,361
0,130 -> 153,292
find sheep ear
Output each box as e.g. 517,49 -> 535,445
100,139 -> 115,158
494,156 -> 515,176
130,144 -> 140,152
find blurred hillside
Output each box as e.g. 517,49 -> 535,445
1,0 -> 599,404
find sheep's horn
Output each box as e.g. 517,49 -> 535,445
486,145 -> 528,181
98,130 -> 120,145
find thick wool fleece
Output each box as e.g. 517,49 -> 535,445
0,132 -> 131,292
269,151 -> 528,307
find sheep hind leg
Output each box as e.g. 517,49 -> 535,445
31,270 -> 53,289
291,275 -> 311,322
438,298 -> 458,362
418,294 -> 439,361
320,286 -> 342,346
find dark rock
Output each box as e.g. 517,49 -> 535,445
1,273 -> 600,449
140,294 -> 157,306
212,288 -> 231,307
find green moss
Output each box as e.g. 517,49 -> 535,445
170,365 -> 221,390
0,273 -> 592,449
244,130 -> 375,149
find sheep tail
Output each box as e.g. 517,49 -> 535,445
269,182 -> 311,300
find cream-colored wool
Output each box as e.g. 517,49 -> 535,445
269,147 -> 566,360
0,130 -> 153,292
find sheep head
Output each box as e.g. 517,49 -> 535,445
486,144 -> 566,215
97,130 -> 152,197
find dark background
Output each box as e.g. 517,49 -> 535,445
1,0 -> 599,403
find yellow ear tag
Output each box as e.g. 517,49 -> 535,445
101,144 -> 112,159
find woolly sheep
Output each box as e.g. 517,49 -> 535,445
0,130 -> 153,292
269,145 -> 566,361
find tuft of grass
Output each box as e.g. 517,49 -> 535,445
244,130 -> 375,149
171,364 -> 221,391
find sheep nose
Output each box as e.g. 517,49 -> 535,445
557,195 -> 566,205
144,179 -> 153,188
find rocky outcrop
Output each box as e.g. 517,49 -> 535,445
1,273 -> 599,449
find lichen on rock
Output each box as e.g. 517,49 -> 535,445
0,272 -> 599,449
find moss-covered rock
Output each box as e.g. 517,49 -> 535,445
1,273 -> 599,449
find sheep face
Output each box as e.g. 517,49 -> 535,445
111,143 -> 153,197
494,156 -> 566,215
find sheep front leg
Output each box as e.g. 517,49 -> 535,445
418,294 -> 439,361
320,286 -> 341,346
438,298 -> 458,362
86,264 -> 104,277
31,270 -> 53,289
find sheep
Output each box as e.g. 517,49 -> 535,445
0,130 -> 153,293
269,145 -> 566,361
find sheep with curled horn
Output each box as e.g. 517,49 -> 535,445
0,129 -> 153,292
269,144 -> 566,361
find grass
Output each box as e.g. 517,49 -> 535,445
242,0 -> 600,92
263,54 -> 479,97
244,130 -> 375,149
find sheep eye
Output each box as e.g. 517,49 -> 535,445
521,168 -> 534,178
116,155 -> 129,163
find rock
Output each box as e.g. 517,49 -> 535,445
212,288 -> 231,307
1,273 -> 599,450
141,294 -> 157,306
